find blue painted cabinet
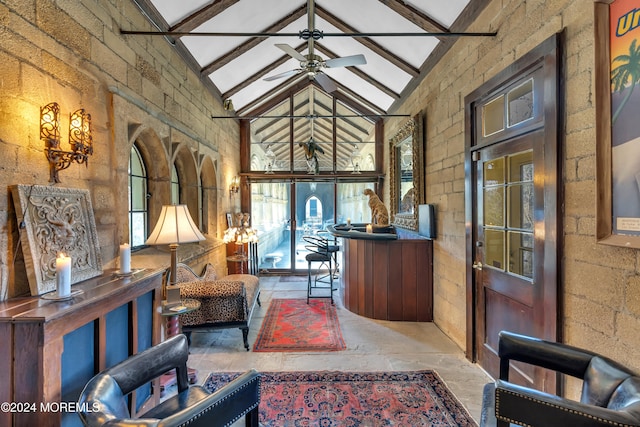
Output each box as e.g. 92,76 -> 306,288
0,268 -> 163,427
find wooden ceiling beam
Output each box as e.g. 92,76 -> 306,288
170,0 -> 240,33
315,5 -> 419,77
221,44 -> 306,99
201,6 -> 306,76
314,43 -> 400,100
255,120 -> 290,142
377,0 -> 449,39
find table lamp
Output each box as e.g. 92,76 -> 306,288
223,219 -> 258,274
146,205 -> 205,303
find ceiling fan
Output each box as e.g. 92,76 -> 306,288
264,44 -> 365,93
263,0 -> 366,93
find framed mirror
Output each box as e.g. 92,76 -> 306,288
389,113 -> 425,230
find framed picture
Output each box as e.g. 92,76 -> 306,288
595,0 -> 640,248
226,212 -> 233,229
10,185 -> 103,296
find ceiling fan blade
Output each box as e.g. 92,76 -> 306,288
314,72 -> 337,93
264,69 -> 302,81
324,54 -> 366,68
275,43 -> 308,62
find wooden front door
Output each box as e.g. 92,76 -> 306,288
465,33 -> 562,393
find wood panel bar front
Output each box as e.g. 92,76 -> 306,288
339,235 -> 433,322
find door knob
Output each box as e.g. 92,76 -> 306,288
472,261 -> 483,271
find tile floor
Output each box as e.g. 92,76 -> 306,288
186,275 -> 492,423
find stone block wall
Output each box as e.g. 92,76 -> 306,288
384,0 -> 640,387
3,0 -> 640,398
0,0 -> 241,299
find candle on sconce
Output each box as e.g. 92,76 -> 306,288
120,243 -> 131,274
56,253 -> 71,297
366,224 -> 373,233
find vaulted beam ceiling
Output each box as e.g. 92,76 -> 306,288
126,0 -> 494,117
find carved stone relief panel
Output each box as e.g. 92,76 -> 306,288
10,185 -> 103,296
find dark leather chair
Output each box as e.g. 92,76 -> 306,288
480,330 -> 640,427
77,334 -> 260,427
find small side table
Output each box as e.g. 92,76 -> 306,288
227,253 -> 248,274
160,298 -> 201,392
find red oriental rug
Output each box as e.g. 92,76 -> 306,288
204,370 -> 477,427
253,298 -> 346,352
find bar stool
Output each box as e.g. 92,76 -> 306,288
328,239 -> 340,280
303,235 -> 333,304
318,231 -> 340,280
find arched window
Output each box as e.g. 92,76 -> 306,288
129,143 -> 148,247
171,163 -> 180,204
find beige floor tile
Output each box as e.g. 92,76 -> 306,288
185,275 -> 491,423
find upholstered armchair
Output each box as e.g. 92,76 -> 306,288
174,263 -> 261,351
480,330 -> 640,426
77,334 -> 261,427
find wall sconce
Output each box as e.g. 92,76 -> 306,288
229,176 -> 240,196
40,102 -> 93,183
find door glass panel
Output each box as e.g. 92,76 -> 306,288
295,182 -> 334,270
508,183 -> 533,230
506,150 -> 533,278
484,158 -> 505,185
507,79 -> 534,127
482,95 -> 505,137
484,187 -> 504,227
251,180 -> 378,273
484,157 -> 505,226
251,182 -> 291,270
337,182 -> 375,224
508,231 -> 533,278
509,151 -> 533,181
482,150 -> 534,279
485,229 -> 505,270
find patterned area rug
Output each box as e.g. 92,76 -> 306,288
204,370 -> 477,427
253,298 -> 345,352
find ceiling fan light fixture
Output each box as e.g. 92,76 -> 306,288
263,43 -> 365,94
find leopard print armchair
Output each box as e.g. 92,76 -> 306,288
173,263 -> 261,351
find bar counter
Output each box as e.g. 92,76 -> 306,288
327,224 -> 433,322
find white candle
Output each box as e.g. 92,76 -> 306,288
347,218 -> 351,226
120,243 -> 131,274
366,224 -> 373,233
56,253 -> 71,297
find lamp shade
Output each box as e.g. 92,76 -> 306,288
145,205 -> 205,246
